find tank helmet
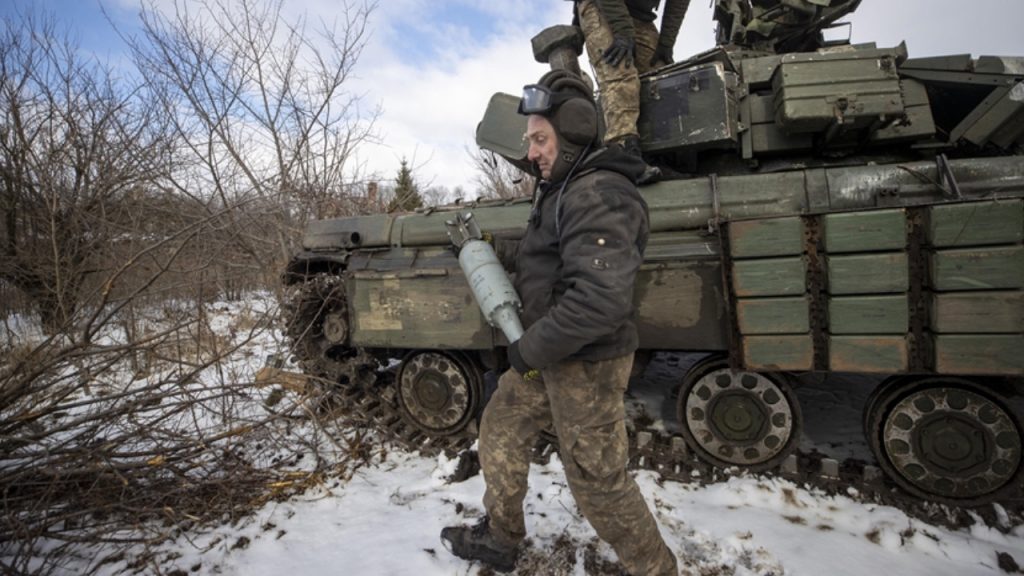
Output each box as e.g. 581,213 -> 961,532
518,70 -> 599,182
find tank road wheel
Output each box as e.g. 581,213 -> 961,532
677,356 -> 802,471
397,351 -> 482,437
862,374 -> 915,441
867,378 -> 1023,504
284,274 -> 355,383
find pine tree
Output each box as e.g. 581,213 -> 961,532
387,158 -> 424,212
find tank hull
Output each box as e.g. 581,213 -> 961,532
290,155 -> 1023,376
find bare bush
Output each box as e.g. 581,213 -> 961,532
471,147 -> 535,200
0,11 -> 174,334
0,3 -> 389,573
129,0 -> 381,266
0,294 -> 345,575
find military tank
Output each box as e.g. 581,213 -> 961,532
282,0 -> 1024,507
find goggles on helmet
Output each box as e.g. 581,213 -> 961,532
518,84 -> 574,115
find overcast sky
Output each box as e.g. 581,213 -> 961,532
4,0 -> 1024,196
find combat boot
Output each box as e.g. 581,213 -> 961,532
440,517 -> 519,573
618,134 -> 661,185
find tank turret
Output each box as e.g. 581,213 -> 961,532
479,1 -> 1023,177
714,0 -> 863,54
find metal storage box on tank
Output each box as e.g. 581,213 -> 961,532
772,44 -> 908,133
636,61 -> 740,153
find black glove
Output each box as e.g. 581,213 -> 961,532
650,43 -> 674,67
602,35 -> 635,67
507,340 -> 531,374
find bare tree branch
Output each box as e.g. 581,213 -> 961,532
469,147 -> 535,200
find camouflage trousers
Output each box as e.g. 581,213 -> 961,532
578,0 -> 665,144
479,354 -> 678,576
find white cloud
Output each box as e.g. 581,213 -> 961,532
851,0 -> 1024,58
351,0 -> 571,194
98,0 -> 1024,196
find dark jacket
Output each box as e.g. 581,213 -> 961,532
514,145 -> 649,370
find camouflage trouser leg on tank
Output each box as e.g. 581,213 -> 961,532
479,355 -> 679,576
578,0 -> 662,144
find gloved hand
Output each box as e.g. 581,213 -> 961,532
508,340 -> 531,374
602,35 -> 635,67
650,43 -> 674,67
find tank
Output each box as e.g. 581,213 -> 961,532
281,0 -> 1024,506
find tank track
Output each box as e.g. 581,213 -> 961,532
334,368 -> 478,457
292,360 -> 1022,531
624,425 -> 1024,531
282,279 -> 1022,531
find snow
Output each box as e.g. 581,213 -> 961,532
143,447 -> 1024,576
6,293 -> 1024,575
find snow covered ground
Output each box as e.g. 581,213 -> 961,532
6,295 -> 1024,575
145,444 -> 1024,576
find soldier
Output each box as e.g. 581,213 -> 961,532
440,70 -> 678,576
576,0 -> 690,183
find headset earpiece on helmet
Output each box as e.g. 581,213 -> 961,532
552,98 -> 597,145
